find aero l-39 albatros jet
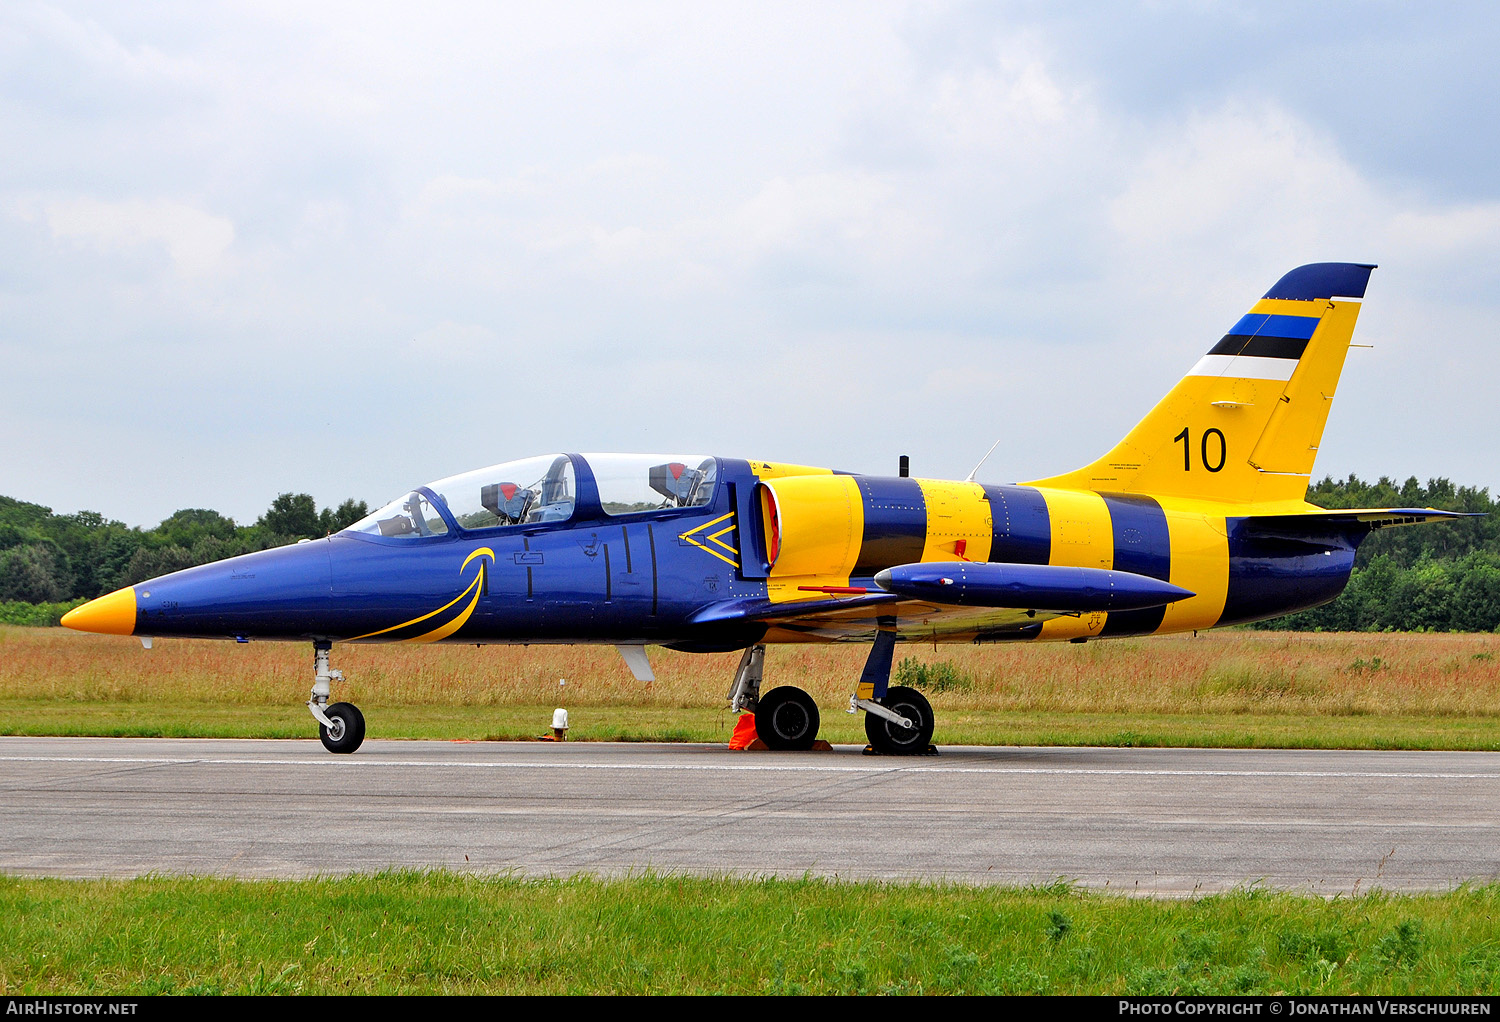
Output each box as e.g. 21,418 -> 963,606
63,263 -> 1466,754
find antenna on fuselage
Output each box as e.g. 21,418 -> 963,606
964,438 -> 1003,484
899,455 -> 909,478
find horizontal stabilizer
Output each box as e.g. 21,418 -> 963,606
873,561 -> 1195,613
1306,508 -> 1476,526
1246,507 -> 1478,537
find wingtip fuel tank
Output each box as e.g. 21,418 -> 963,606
873,562 -> 1195,612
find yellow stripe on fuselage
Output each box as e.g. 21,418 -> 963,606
1156,501 -> 1229,633
1036,488 -> 1113,570
1034,487 -> 1112,640
914,479 -> 994,563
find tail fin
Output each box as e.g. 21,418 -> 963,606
1027,262 -> 1376,506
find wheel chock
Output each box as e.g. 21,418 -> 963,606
735,739 -> 833,752
862,744 -> 939,756
729,713 -> 831,751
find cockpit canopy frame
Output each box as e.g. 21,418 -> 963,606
343,453 -> 720,541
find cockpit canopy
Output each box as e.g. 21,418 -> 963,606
434,454 -> 579,530
344,453 -> 716,539
584,452 -> 716,516
351,490 -> 451,539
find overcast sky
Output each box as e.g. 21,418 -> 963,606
3,1 -> 1498,528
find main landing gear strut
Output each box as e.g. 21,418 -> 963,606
850,621 -> 935,755
726,624 -> 935,754
308,641 -> 365,754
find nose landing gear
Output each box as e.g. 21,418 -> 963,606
320,701 -> 366,754
308,641 -> 365,754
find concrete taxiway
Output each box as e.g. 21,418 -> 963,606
2,736 -> 1497,894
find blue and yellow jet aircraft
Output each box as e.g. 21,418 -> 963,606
63,262 -> 1464,754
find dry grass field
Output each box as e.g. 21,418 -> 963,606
3,625 -> 1499,747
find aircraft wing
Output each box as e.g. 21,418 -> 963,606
690,592 -> 1059,643
688,561 -> 1195,643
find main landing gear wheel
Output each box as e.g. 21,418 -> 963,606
755,686 -> 821,751
320,701 -> 366,754
864,685 -> 933,755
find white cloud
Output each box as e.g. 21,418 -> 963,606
16,194 -> 235,276
1103,99 -> 1500,315
2,4 -> 1499,523
411,319 -> 501,363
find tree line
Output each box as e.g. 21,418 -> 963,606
1255,475 -> 1500,633
0,493 -> 368,622
3,475 -> 1498,631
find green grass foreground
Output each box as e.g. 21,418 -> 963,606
2,872 -> 1498,995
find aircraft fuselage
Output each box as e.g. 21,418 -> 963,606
119,456 -> 1360,649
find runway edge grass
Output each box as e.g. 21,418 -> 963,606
5,627 -> 1500,749
2,872 -> 1499,995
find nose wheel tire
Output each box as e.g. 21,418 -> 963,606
320,701 -> 366,754
864,685 -> 934,755
755,686 -> 821,751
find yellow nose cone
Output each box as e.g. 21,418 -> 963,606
61,586 -> 138,635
